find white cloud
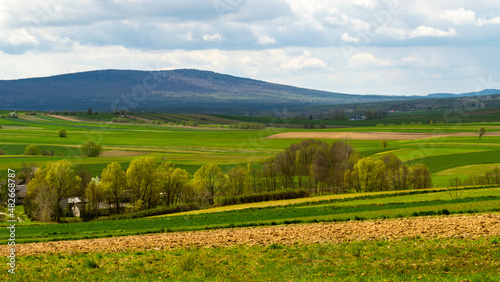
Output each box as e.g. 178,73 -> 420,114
350,18 -> 371,30
408,26 -> 457,38
258,35 -> 278,45
477,17 -> 500,26
281,51 -> 327,70
349,52 -> 396,67
341,32 -> 360,43
202,33 -> 224,42
440,8 -> 476,25
376,25 -> 457,39
6,29 -> 39,45
376,25 -> 407,39
177,31 -> 195,41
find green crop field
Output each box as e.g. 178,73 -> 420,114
1,186 -> 498,244
1,113 -> 500,185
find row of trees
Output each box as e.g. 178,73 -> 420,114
23,139 -> 433,222
23,141 -> 102,157
449,167 -> 500,187
229,123 -> 266,129
259,139 -> 432,195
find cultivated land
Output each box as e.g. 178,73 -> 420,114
1,111 -> 500,280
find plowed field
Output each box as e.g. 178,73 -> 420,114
4,214 -> 499,256
266,131 -> 500,140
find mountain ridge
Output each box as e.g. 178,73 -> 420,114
1,69 -> 498,114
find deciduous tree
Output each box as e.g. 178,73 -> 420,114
126,156 -> 159,210
193,164 -> 224,205
101,162 -> 126,214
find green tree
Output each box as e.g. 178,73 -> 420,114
409,163 -> 432,189
24,145 -> 39,155
100,162 -> 126,214
344,157 -> 387,192
381,139 -> 388,150
58,128 -> 67,138
85,177 -> 105,219
26,160 -> 81,222
224,166 -> 250,196
479,127 -> 486,140
193,164 -> 224,205
80,141 -> 103,157
126,156 -> 158,210
156,162 -> 190,206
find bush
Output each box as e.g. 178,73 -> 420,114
58,128 -> 67,138
80,141 -> 103,157
24,145 -> 39,155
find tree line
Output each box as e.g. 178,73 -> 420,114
21,139 -> 432,222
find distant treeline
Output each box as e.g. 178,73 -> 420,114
229,122 -> 266,129
449,167 -> 500,187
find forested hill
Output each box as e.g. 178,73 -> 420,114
1,69 -> 411,114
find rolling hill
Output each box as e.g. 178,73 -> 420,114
1,69 -> 498,114
0,69 -> 412,114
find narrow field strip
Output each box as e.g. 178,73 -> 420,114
4,213 -> 499,257
266,131 -> 500,140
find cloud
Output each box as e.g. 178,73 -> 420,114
439,8 -> 476,25
408,26 -> 457,38
341,33 -> 360,43
203,33 -> 224,42
281,56 -> 327,71
376,25 -> 457,39
257,35 -> 278,45
349,52 -> 396,67
177,31 -> 195,41
477,17 -> 500,26
350,18 -> 371,30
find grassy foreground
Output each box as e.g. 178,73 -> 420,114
3,236 -> 499,281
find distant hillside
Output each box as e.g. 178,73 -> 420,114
427,89 -> 500,98
1,69 -> 497,114
0,69 -> 411,114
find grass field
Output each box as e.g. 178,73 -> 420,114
2,186 -> 498,244
3,236 -> 499,281
1,113 -> 500,184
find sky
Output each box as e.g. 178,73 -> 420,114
1,0 -> 500,95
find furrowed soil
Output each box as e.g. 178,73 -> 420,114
266,131 -> 500,140
4,214 -> 499,256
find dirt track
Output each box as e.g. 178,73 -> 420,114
4,214 -> 499,256
266,131 -> 500,140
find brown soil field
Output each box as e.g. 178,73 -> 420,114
266,131 -> 500,140
48,115 -> 83,122
4,214 -> 499,256
99,150 -> 148,158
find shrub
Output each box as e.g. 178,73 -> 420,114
24,145 -> 39,155
80,141 -> 103,157
58,128 -> 67,138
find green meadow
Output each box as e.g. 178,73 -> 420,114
1,113 -> 500,187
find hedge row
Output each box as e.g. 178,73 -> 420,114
102,203 -> 201,221
217,189 -> 309,206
